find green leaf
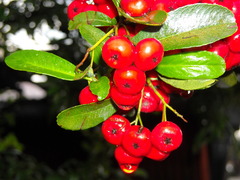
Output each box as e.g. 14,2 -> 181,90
5,50 -> 76,81
89,76 -> 110,101
120,9 -> 168,26
159,76 -> 217,90
68,11 -> 117,30
132,4 -> 237,50
156,51 -> 226,79
57,99 -> 117,131
79,24 -> 107,65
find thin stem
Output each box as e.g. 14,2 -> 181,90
161,104 -> 167,122
75,28 -> 115,72
147,78 -> 188,123
133,88 -> 145,126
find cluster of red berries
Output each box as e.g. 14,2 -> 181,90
67,0 -> 118,20
71,0 -> 240,174
102,36 -> 170,112
101,114 -> 182,173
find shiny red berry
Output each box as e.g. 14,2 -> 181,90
225,51 -> 240,70
207,40 -> 229,58
67,0 -> 87,20
102,36 -> 135,69
137,86 -> 159,113
82,4 -> 98,12
78,86 -> 98,105
110,85 -> 141,110
227,30 -> 240,53
114,146 -> 143,164
146,146 -> 170,161
94,0 -> 108,5
122,125 -> 152,157
113,66 -> 146,95
97,2 -> 118,18
151,121 -> 183,153
120,0 -> 151,17
134,38 -> 164,71
101,114 -> 131,145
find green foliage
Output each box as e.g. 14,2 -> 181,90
4,3 -> 238,131
79,24 -> 107,64
156,51 -> 226,79
68,11 -> 117,30
159,76 -> 217,90
89,76 -> 110,101
57,99 -> 117,131
5,50 -> 77,81
132,4 -> 237,50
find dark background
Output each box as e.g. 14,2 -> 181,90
1,1 -> 240,179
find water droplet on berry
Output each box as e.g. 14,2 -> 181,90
119,164 -> 138,174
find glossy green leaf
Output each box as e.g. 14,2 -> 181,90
132,4 -> 237,50
5,50 -> 76,81
120,9 -> 167,26
68,11 -> 117,30
57,99 -> 117,130
159,76 -> 217,90
79,24 -> 107,65
156,51 -> 226,79
89,76 -> 110,101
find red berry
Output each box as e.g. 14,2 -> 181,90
102,36 -> 135,69
146,70 -> 159,81
110,85 -> 141,110
151,80 -> 176,94
113,66 -> 146,95
227,30 -> 240,53
101,114 -> 131,145
120,0 -> 151,17
151,0 -> 178,12
94,0 -> 108,5
164,49 -> 182,56
146,146 -> 170,161
207,40 -> 229,58
114,146 -> 142,174
137,86 -> 159,113
155,89 -> 170,112
114,146 -> 143,164
78,86 -> 98,104
118,26 -> 136,37
232,1 -> 240,24
151,121 -> 183,153
225,51 -> 240,70
67,0 -> 87,20
82,4 -> 98,12
97,2 -> 118,18
134,38 -> 164,71
122,125 -> 152,157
